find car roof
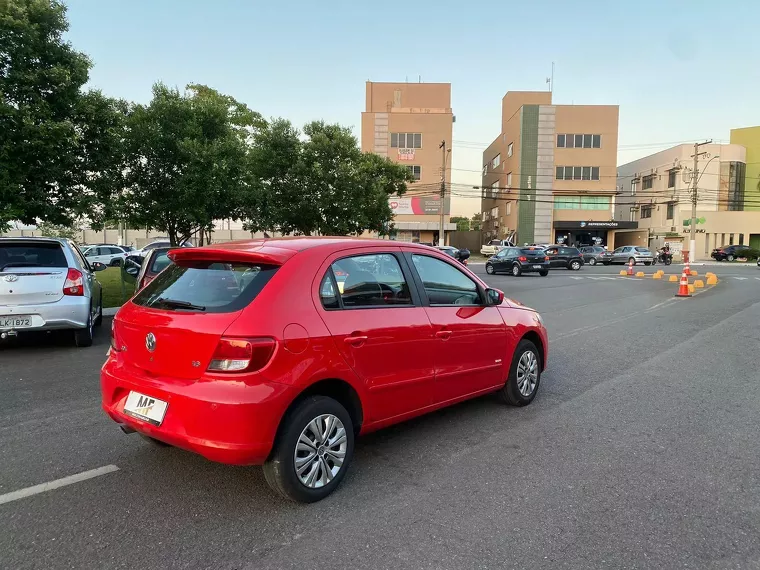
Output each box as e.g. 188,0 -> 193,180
0,236 -> 66,244
168,237 -> 440,265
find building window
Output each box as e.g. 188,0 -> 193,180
592,134 -> 601,148
574,134 -> 583,148
556,134 -> 602,149
406,165 -> 421,180
641,205 -> 652,218
391,133 -> 422,149
666,202 -> 675,220
556,166 -> 600,181
507,142 -> 513,157
506,202 -> 512,215
492,154 -> 501,169
557,134 -> 565,148
739,233 -> 745,245
668,170 -> 676,188
642,175 -> 654,190
491,206 -> 499,218
631,179 -> 638,195
583,134 -> 592,148
482,164 -> 488,178
554,196 -> 611,210
491,182 -> 499,198
506,172 -> 512,188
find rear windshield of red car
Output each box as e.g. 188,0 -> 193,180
0,242 -> 67,270
131,261 -> 278,313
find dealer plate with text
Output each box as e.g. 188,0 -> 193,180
533,265 -> 543,270
0,315 -> 33,330
123,391 -> 168,426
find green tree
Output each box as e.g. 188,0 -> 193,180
118,83 -> 265,245
450,216 -> 470,232
470,213 -> 482,232
0,0 -> 125,231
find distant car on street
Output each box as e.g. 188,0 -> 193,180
133,240 -> 193,258
486,246 -> 549,276
480,239 -> 511,257
82,244 -> 131,267
601,246 -> 654,266
543,246 -> 584,270
711,244 -> 751,262
433,246 -> 470,265
0,237 -> 106,346
579,245 -> 607,266
134,247 -> 174,291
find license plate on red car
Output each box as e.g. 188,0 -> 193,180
123,391 -> 168,426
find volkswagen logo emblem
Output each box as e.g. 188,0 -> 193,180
145,332 -> 156,352
4,274 -> 18,283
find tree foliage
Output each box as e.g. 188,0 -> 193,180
0,0 -> 124,231
450,216 -> 470,232
116,83 -> 265,245
470,213 -> 482,232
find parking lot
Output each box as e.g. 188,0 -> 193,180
2,264 -> 760,569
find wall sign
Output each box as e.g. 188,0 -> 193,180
397,148 -> 415,161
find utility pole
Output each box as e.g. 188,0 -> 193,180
689,140 -> 711,264
438,140 -> 447,246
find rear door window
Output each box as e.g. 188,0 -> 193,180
132,261 -> 278,313
0,242 -> 67,269
327,253 -> 411,308
411,254 -> 481,306
149,251 -> 172,274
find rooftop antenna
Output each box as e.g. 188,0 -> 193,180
545,62 -> 554,95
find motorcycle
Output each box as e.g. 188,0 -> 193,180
458,248 -> 471,266
653,251 -> 672,265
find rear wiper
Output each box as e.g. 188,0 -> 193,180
155,298 -> 206,311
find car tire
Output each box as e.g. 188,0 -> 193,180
602,261 -> 610,266
628,257 -> 636,266
94,292 -> 103,327
589,258 -> 597,266
644,261 -> 652,266
74,311 -> 94,348
498,339 -> 541,406
486,263 -> 495,275
140,434 -> 171,447
727,255 -> 735,262
263,396 -> 354,503
569,260 -> 581,271
512,264 -> 522,277
539,270 -> 549,277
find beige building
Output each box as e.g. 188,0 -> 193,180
481,92 -> 639,248
614,143 -> 753,260
361,81 -> 455,244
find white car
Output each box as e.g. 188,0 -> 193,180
480,239 -> 512,257
133,240 -> 193,258
82,245 -> 131,267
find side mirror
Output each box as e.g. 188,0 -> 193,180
91,261 -> 107,272
121,255 -> 143,284
486,288 -> 504,306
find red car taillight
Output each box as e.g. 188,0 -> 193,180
110,320 -> 123,352
518,256 -> 527,262
207,337 -> 276,373
63,268 -> 84,296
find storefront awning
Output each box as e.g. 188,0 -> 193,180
553,221 -> 638,230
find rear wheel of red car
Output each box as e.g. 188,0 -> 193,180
498,339 -> 541,406
263,396 -> 354,503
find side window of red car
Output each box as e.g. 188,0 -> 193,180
410,254 -> 481,306
321,253 -> 412,309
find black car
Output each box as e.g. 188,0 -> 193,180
486,246 -> 549,277
543,245 -> 584,270
433,246 -> 470,265
711,244 -> 750,261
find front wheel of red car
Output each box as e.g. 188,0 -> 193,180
498,339 -> 541,406
263,396 -> 355,503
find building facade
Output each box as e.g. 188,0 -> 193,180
480,92 -> 633,248
361,81 -> 455,244
614,143 -> 754,259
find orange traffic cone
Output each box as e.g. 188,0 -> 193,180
675,267 -> 691,297
626,259 -> 634,276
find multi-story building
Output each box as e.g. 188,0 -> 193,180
361,81 -> 455,244
614,142 -> 758,260
480,92 -> 641,248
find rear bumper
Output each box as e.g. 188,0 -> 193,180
101,359 -> 296,465
0,296 -> 90,331
519,262 -> 550,273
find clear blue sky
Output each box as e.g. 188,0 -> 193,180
65,0 -> 760,216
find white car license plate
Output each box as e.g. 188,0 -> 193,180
0,315 -> 33,329
533,265 -> 543,269
123,391 -> 168,426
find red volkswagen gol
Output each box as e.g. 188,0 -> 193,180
102,238 -> 548,502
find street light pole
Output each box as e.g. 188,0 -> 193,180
689,140 -> 711,264
438,140 -> 448,246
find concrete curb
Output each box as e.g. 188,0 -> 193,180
103,307 -> 119,317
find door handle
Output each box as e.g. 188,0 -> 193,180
435,330 -> 452,340
344,335 -> 368,346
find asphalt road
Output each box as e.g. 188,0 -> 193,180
2,264 -> 760,569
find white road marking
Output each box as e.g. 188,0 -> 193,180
0,465 -> 119,506
570,276 -> 583,280
734,277 -> 748,280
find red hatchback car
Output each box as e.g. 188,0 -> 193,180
102,238 -> 548,502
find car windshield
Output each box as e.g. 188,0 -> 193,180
0,242 -> 67,270
132,260 -> 278,313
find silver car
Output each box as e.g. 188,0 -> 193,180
601,245 -> 655,266
0,237 -> 107,346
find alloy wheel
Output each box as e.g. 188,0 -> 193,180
516,350 -> 538,397
294,414 -> 347,489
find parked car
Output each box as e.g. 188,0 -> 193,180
486,247 -> 549,277
480,239 -> 511,257
433,246 -> 470,265
134,248 -> 173,291
579,245 -> 607,266
543,246 -> 584,270
0,237 -> 106,346
83,244 -> 131,267
133,240 -> 193,258
601,246 -> 654,265
102,238 -> 548,502
711,244 -> 751,262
